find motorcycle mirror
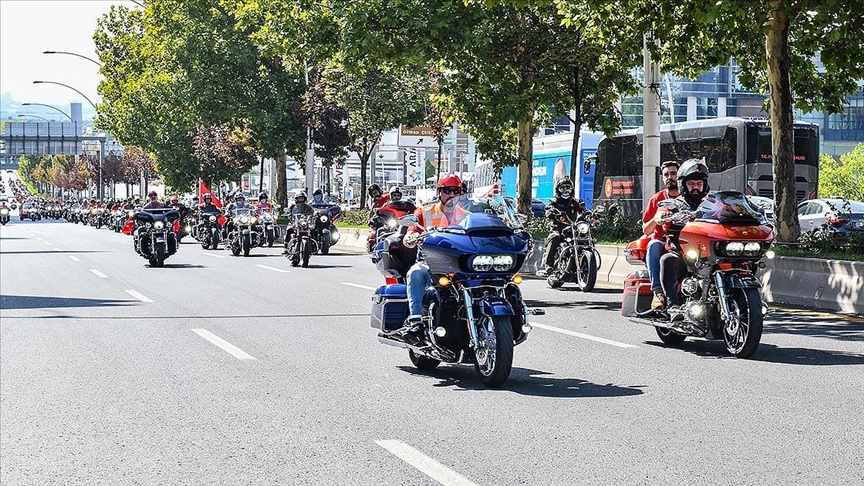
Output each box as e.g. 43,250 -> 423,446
513,213 -> 528,225
657,199 -> 677,209
593,205 -> 605,214
398,214 -> 422,229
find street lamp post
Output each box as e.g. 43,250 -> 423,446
42,50 -> 102,67
33,80 -> 97,112
18,114 -> 52,122
21,103 -> 73,122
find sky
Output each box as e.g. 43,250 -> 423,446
0,0 -> 133,109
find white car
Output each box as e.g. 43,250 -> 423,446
797,198 -> 864,236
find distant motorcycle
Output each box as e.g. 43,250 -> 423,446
257,208 -> 280,247
0,207 -> 10,225
228,207 -> 258,257
311,204 -> 341,255
285,213 -> 315,267
545,207 -> 603,292
196,211 -> 224,250
131,209 -> 181,267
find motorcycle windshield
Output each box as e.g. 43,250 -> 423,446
696,191 -> 768,224
232,207 -> 255,217
441,195 -> 526,233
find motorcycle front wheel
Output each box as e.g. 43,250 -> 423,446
301,239 -> 311,267
724,287 -> 763,358
211,229 -> 220,250
409,350 -> 440,370
576,250 -> 597,292
242,234 -> 251,257
473,315 -> 514,387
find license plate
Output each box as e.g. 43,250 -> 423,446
156,238 -> 165,243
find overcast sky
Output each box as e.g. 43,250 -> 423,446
0,0 -> 132,108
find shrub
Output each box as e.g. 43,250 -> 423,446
338,209 -> 370,227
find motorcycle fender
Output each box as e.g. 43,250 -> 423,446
724,272 -> 761,289
242,228 -> 251,236
476,296 -> 515,317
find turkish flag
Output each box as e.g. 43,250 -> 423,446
198,180 -> 223,209
122,219 -> 135,235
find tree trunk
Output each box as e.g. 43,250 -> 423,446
360,149 -> 370,209
568,65 -> 583,185
516,117 -> 534,216
259,156 -> 265,194
275,148 -> 287,208
766,4 -> 798,243
437,141 -> 443,181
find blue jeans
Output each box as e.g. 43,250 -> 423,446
646,239 -> 666,292
407,263 -> 432,316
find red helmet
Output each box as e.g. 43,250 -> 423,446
436,174 -> 462,189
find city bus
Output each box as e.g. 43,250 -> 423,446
592,117 -> 820,215
470,131 -> 604,207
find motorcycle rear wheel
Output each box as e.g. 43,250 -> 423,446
409,350 -> 441,370
576,250 -> 598,292
473,315 -> 514,388
724,288 -> 763,358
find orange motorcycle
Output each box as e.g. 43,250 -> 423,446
621,191 -> 775,358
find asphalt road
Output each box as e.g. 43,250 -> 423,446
1,219 -> 863,485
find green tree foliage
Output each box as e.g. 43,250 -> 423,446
189,123 -> 259,188
819,144 -> 864,202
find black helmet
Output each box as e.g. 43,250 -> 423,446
235,193 -> 246,201
203,193 -> 213,200
294,191 -> 307,203
555,177 -> 574,198
313,188 -> 323,197
368,184 -> 382,195
678,158 -> 710,203
259,192 -> 268,200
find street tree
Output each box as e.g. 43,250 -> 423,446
190,124 -> 259,190
819,144 -> 864,202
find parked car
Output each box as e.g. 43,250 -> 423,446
797,198 -> 864,236
747,195 -> 774,222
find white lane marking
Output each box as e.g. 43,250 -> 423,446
340,282 -> 377,291
203,252 -> 226,259
376,440 -> 478,486
531,323 -> 639,349
255,264 -> 289,273
191,329 -> 257,361
43,241 -> 52,246
125,289 -> 153,303
89,269 -> 109,279
68,256 -> 81,262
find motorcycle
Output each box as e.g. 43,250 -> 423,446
367,203 -> 415,253
309,204 -> 341,255
545,207 -> 603,292
371,195 -> 543,387
228,207 -> 258,257
622,191 -> 775,358
257,208 -> 280,247
0,207 -> 9,225
285,213 -> 316,267
130,208 -> 181,267
197,211 -> 224,250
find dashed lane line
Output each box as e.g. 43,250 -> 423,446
202,252 -> 226,259
191,329 -> 257,361
376,440 -> 479,486
340,282 -> 377,291
531,323 -> 639,349
255,264 -> 289,273
68,256 -> 81,262
89,269 -> 109,279
125,289 -> 153,303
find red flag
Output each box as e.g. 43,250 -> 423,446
199,180 -> 223,209
122,219 -> 135,235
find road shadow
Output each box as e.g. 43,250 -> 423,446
160,263 -> 206,269
645,340 -> 864,366
303,263 -> 354,269
523,298 -> 621,312
0,295 -> 134,310
764,309 -> 864,342
553,287 -> 622,295
397,366 -> 645,398
0,237 -> 28,240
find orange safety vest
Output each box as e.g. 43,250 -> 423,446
422,203 -> 470,228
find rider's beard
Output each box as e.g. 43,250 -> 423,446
684,188 -> 703,205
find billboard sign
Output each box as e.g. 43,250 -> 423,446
398,125 -> 440,148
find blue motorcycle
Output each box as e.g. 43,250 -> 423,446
371,196 -> 544,387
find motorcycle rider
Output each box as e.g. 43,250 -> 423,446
539,177 -> 586,277
384,186 -> 417,213
658,159 -> 710,321
642,160 -> 681,309
368,184 -> 389,212
256,192 -> 273,212
401,175 -> 470,339
283,191 -> 316,252
311,188 -> 326,205
142,190 -> 164,210
200,193 -> 221,214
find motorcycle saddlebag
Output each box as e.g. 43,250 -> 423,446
624,235 -> 650,265
621,269 -> 652,317
371,284 -> 409,332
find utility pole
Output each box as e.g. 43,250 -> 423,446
642,33 -> 661,210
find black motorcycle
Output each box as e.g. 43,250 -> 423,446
545,207 -> 603,292
310,204 -> 341,255
285,213 -> 315,267
0,207 -> 10,225
197,211 -> 223,250
257,208 -> 280,247
131,209 -> 181,267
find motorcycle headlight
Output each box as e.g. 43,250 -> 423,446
492,255 -> 515,271
576,222 -> 590,235
320,215 -> 329,223
184,225 -> 192,232
250,217 -> 257,224
127,211 -> 134,218
262,214 -> 272,222
153,221 -> 165,230
240,216 -> 249,224
209,215 -> 217,222
387,219 -> 397,229
725,242 -> 744,256
471,255 -> 495,272
743,242 -> 762,257
0,209 -> 8,215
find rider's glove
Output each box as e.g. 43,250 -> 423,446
404,232 -> 420,249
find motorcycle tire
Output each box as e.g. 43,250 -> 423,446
576,251 -> 597,292
231,243 -> 241,256
655,327 -> 687,345
301,239 -> 310,268
724,287 -> 763,358
547,275 -> 563,289
409,350 -> 441,370
267,236 -> 274,247
473,315 -> 514,388
211,230 -> 220,250
201,240 -> 209,250
320,236 -> 330,255
243,235 -> 251,257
